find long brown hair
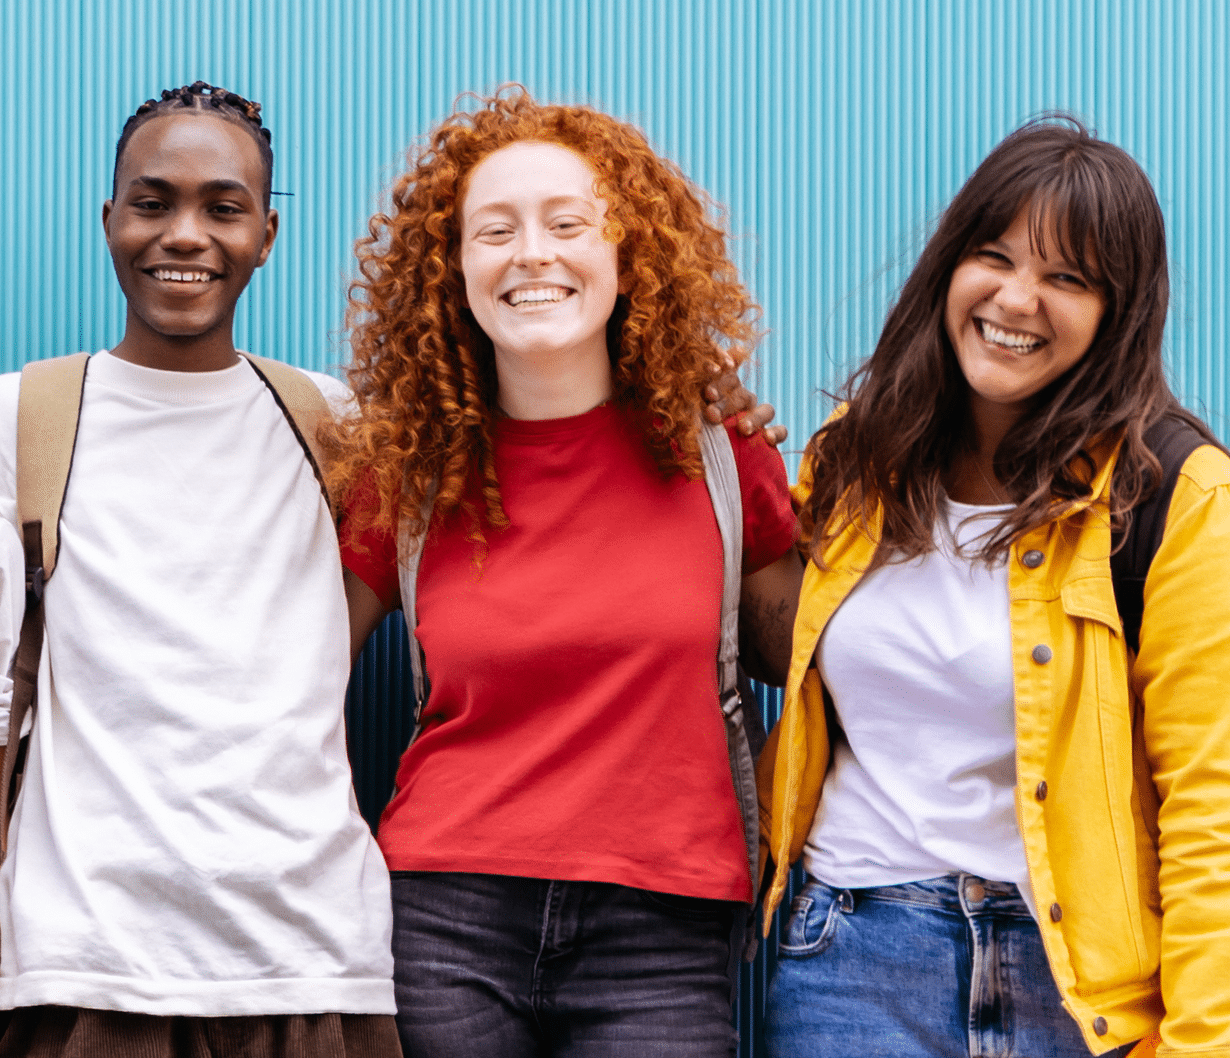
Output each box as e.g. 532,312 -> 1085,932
803,116 -> 1212,564
326,88 -> 758,544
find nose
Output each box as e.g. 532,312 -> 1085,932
512,226 -> 555,269
995,269 -> 1040,316
160,208 -> 210,252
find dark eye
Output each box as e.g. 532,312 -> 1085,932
132,198 -> 167,212
551,216 -> 590,235
974,248 -> 1011,265
1053,271 -> 1089,290
211,203 -> 244,215
478,224 -> 514,241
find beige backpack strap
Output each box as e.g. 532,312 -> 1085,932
3,352 -> 90,859
240,353 -> 338,520
15,353 -> 90,580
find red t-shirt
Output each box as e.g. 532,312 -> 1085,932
344,404 -> 796,902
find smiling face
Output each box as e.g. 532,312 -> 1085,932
944,203 -> 1107,435
459,141 -> 621,414
103,113 -> 278,371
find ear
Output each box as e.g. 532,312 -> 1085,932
102,199 -> 114,246
256,208 -> 279,268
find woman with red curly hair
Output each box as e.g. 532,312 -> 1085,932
331,90 -> 803,1057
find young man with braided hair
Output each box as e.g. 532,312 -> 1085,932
0,83 -> 401,1057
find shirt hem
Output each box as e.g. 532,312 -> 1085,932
0,974 -> 396,1017
382,852 -> 752,903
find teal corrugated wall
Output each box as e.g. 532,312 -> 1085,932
3,0 -> 1226,459
3,1 -> 1225,1052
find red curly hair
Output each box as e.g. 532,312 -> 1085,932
326,87 -> 759,545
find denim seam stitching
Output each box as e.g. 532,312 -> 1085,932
779,894 -> 841,955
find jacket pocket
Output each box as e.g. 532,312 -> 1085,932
1060,575 -> 1122,631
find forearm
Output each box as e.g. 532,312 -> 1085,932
739,548 -> 804,686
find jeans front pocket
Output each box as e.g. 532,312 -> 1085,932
778,880 -> 847,956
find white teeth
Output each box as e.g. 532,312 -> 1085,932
979,320 -> 1044,351
507,286 -> 569,306
152,269 -> 216,283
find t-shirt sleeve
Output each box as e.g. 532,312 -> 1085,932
340,479 -> 402,611
727,421 -> 799,574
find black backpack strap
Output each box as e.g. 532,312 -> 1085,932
1110,415 -> 1206,655
240,354 -> 338,521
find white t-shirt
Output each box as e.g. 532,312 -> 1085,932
0,351 -> 394,1016
804,497 -> 1034,912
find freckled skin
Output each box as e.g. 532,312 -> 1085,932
459,141 -> 621,421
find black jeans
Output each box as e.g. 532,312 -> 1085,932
389,871 -> 739,1057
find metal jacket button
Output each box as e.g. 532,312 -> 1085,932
1032,644 -> 1053,664
1093,1017 -> 1108,1036
1050,902 -> 1063,922
1022,549 -> 1044,568
1035,780 -> 1048,801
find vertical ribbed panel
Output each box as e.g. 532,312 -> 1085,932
5,0 -> 1227,450
4,3 -> 1226,1054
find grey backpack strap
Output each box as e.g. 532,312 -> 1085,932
3,353 -> 90,859
396,485 -> 437,739
240,353 -> 337,521
698,421 -> 759,900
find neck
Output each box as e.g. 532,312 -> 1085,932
111,313 -> 242,373
945,398 -> 1021,505
495,345 -> 614,421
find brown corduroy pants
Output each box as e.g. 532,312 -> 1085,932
0,1007 -> 402,1058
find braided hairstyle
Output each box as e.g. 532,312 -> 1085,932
112,82 -> 274,208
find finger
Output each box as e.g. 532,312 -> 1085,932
765,424 -> 788,447
725,384 -> 755,413
709,369 -> 740,397
740,420 -> 788,447
736,401 -> 776,434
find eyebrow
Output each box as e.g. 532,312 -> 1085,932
128,176 -> 256,197
468,194 -> 596,218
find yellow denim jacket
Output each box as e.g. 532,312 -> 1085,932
757,441 -> 1230,1056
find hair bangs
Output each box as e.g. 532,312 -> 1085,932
1026,169 -> 1108,292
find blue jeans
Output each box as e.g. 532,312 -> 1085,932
765,875 -> 1136,1058
389,871 -> 739,1058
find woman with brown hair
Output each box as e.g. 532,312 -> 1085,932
760,119 -> 1230,1057
328,89 -> 803,1057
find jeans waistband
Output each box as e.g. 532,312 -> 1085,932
812,873 -> 1032,917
